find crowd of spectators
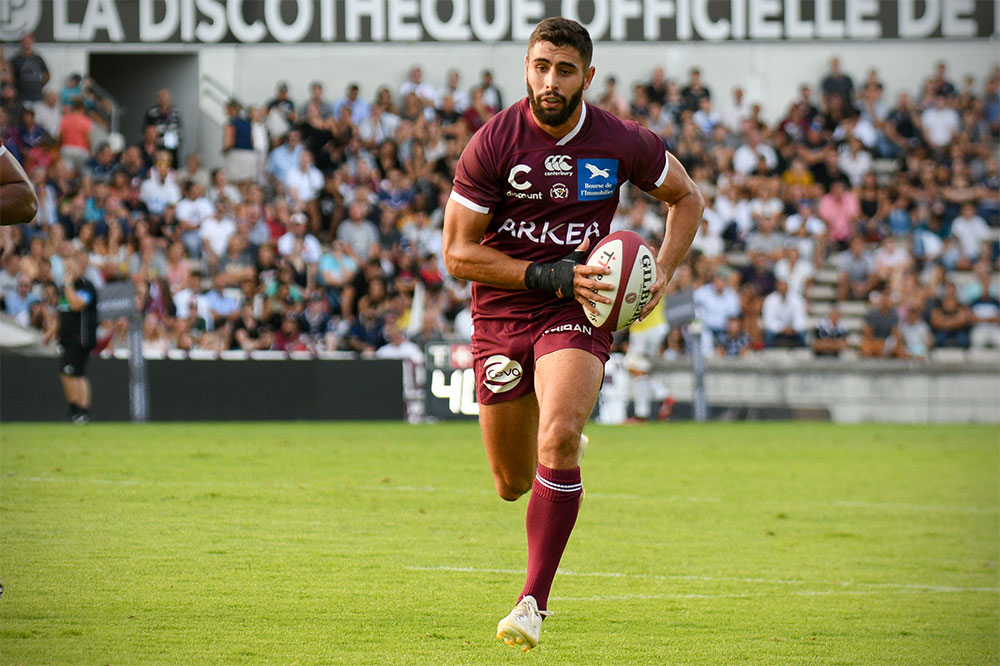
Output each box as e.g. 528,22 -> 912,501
1,36 -> 998,364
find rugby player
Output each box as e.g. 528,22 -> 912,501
442,17 -> 704,651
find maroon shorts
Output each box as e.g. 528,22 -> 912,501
471,301 -> 613,405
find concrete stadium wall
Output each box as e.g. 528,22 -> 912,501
29,39 -> 1000,169
652,355 -> 1000,424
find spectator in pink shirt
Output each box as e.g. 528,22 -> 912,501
818,179 -> 861,248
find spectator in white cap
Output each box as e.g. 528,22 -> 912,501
277,212 -> 322,264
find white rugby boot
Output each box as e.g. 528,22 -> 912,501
496,595 -> 550,652
578,433 -> 589,463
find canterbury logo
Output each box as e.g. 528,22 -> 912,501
544,155 -> 572,172
585,163 -> 610,179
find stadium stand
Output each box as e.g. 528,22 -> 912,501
0,42 -> 997,369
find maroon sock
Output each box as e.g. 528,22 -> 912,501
519,464 -> 582,612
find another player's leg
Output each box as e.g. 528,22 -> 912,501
496,348 -> 602,651
75,376 -> 91,423
59,371 -> 79,421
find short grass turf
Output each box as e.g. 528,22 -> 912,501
0,422 -> 997,666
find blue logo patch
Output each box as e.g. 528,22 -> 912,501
577,159 -> 618,200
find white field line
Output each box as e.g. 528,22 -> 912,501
10,477 -> 998,514
406,566 -> 1000,595
14,476 -> 307,489
829,500 -> 998,514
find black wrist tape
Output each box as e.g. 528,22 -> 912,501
524,252 -> 585,298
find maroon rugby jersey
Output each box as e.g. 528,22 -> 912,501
451,98 -> 668,316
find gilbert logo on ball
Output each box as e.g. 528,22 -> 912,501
583,230 -> 657,332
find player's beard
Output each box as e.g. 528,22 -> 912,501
527,81 -> 584,128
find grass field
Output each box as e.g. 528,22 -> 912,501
0,422 -> 997,665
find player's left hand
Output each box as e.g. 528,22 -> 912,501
637,260 -> 674,321
569,237 -> 614,316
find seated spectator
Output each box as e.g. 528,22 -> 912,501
860,290 -> 900,357
277,212 -> 322,264
175,181 -> 213,259
376,323 -> 423,363
920,94 -> 961,150
732,126 -> 778,175
33,88 -> 62,138
284,150 -> 324,228
818,179 -> 861,249
773,246 -> 813,296
694,270 -> 742,351
462,87 -> 496,134
2,274 -> 37,326
837,236 -> 877,302
139,151 -> 181,219
85,142 -> 118,183
745,216 -> 785,265
299,81 -> 333,119
812,305 -> 849,357
896,308 -> 933,359
715,316 -> 752,358
272,312 -> 312,353
298,291 -> 333,343
690,218 -> 724,263
200,199 -> 236,261
929,283 -> 972,348
692,97 -> 720,135
346,294 -> 386,353
337,201 -> 379,262
837,136 -> 872,187
761,279 -> 808,348
265,129 -> 304,185
739,251 -> 777,298
179,152 -> 211,190
215,235 -> 256,287
950,202 -> 991,269
333,83 -> 372,125
886,195 -> 912,236
232,302 -> 264,351
872,236 -> 912,296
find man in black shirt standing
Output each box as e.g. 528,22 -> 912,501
144,89 -> 182,167
9,34 -> 49,105
58,252 -> 98,423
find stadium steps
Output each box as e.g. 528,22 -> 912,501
809,300 -> 868,317
807,315 -> 864,332
807,284 -> 837,300
813,268 -> 839,284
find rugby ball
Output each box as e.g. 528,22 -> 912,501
583,231 -> 657,332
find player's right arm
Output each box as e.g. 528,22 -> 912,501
442,198 -> 529,290
0,145 -> 38,226
442,198 -> 612,314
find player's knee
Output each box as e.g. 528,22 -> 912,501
537,420 -> 581,461
495,475 -> 532,501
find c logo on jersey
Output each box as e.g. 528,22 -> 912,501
578,158 -> 618,200
544,154 -> 573,176
483,355 -> 523,394
507,164 -> 532,191
550,183 -> 569,200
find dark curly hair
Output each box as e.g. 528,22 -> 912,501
527,17 -> 593,69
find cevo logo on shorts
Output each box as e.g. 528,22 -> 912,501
483,354 -> 523,394
578,159 -> 618,200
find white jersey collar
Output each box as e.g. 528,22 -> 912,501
556,101 -> 587,146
